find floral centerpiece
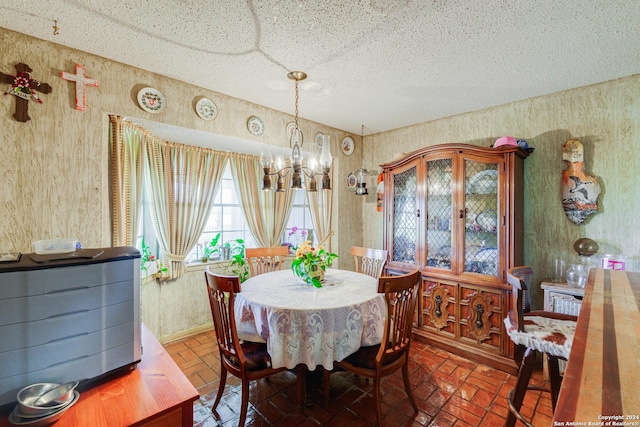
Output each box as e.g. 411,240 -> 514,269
287,226 -> 307,251
291,240 -> 338,288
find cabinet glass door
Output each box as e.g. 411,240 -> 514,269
464,160 -> 499,277
426,158 -> 453,270
391,165 -> 418,265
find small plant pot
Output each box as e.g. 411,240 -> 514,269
201,256 -> 209,263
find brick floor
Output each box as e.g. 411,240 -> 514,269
163,330 -> 551,426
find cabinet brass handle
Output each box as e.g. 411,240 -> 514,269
417,209 -> 420,217
475,303 -> 484,329
435,295 -> 442,318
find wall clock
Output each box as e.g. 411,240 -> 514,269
342,136 -> 355,155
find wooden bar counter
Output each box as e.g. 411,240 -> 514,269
553,268 -> 640,425
0,324 -> 199,427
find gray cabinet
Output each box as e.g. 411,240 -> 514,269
0,247 -> 141,406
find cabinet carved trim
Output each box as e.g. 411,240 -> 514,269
464,292 -> 493,342
425,282 -> 451,330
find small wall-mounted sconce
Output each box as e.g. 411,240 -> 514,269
355,168 -> 368,195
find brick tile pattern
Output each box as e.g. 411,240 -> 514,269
164,331 -> 552,426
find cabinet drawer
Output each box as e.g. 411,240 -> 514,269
0,301 -> 133,352
0,280 -> 133,326
0,259 -> 135,299
0,321 -> 134,377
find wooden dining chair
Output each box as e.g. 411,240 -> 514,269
504,266 -> 578,427
350,246 -> 388,278
245,246 -> 290,277
323,268 -> 421,426
204,267 -> 288,427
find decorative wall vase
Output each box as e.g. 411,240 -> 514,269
561,139 -> 601,224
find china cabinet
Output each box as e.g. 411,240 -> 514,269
381,144 -> 531,373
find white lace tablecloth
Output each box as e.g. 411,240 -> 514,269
235,268 -> 386,370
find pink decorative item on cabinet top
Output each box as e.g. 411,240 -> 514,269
561,139 -> 601,225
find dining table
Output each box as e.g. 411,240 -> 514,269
552,268 -> 640,425
234,268 -> 386,372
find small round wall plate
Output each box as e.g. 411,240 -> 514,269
315,132 -> 325,149
346,173 -> 357,192
247,116 -> 265,136
137,87 -> 166,114
342,136 -> 355,155
195,97 -> 218,120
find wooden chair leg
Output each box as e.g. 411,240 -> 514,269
211,365 -> 227,420
505,347 -> 536,427
238,379 -> 249,427
548,356 -> 562,412
373,377 -> 383,427
402,359 -> 418,412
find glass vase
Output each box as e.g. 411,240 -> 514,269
566,263 -> 587,288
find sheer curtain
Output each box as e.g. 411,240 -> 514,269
228,153 -> 295,247
110,116 -> 146,247
306,187 -> 333,250
145,137 -> 228,278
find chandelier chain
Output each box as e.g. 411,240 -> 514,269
294,79 -> 299,126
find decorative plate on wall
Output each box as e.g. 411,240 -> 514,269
247,116 -> 265,136
315,132 -> 325,149
346,173 -> 357,192
195,97 -> 218,120
137,87 -> 166,114
342,136 -> 355,155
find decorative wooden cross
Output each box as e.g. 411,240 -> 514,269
1,63 -> 52,122
61,64 -> 98,111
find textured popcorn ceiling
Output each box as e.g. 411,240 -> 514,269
1,0 -> 639,135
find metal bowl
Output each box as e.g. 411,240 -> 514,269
16,383 -> 74,415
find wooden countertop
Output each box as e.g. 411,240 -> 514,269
0,324 -> 199,426
553,268 -> 640,424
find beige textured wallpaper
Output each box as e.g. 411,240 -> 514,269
362,75 -> 640,308
1,27 -> 638,339
0,28 -> 362,340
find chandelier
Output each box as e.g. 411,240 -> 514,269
261,71 -> 332,192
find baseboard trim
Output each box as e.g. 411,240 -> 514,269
159,323 -> 213,345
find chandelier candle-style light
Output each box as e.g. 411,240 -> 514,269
261,71 -> 332,192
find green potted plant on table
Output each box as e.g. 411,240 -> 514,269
291,240 -> 338,288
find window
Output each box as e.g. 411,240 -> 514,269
138,164 -> 312,264
185,164 -> 257,263
284,190 -> 314,247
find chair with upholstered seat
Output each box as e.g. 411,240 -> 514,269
504,266 -> 578,427
350,246 -> 388,278
245,246 -> 290,277
204,267 -> 288,427
323,269 -> 420,426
